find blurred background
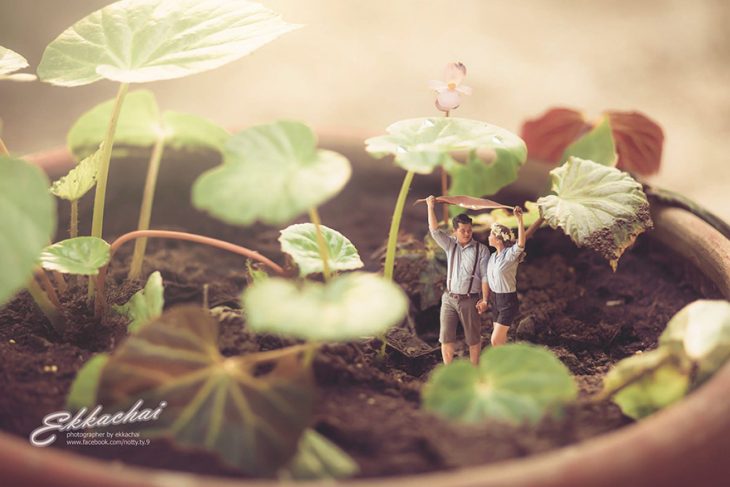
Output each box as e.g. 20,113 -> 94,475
1,0 -> 728,222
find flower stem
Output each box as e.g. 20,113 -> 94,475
70,200 -> 78,238
441,110 -> 451,225
128,135 -> 166,280
308,207 -> 331,281
95,230 -> 285,317
88,82 -> 129,297
384,170 -> 414,280
26,278 -> 63,333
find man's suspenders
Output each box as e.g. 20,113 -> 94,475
447,242 -> 480,294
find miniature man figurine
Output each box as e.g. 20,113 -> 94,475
426,195 -> 489,365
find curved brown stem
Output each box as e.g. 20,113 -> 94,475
95,230 -> 285,317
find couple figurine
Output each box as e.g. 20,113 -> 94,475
425,195 -> 539,365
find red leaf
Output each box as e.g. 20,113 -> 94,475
606,111 -> 664,176
520,107 -> 591,163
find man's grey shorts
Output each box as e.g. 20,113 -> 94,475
439,292 -> 482,346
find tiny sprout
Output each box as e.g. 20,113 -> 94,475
429,62 -> 472,113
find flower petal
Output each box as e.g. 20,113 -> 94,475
456,84 -> 472,95
428,80 -> 448,92
443,62 -> 466,85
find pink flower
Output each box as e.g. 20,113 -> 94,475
429,62 -> 472,112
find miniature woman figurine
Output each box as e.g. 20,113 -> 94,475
486,206 -> 539,346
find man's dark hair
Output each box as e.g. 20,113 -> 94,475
452,213 -> 473,229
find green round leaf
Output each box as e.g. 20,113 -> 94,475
98,306 -> 314,475
68,90 -> 229,160
603,348 -> 690,420
66,354 -> 109,411
0,157 -> 56,305
242,273 -> 408,341
660,299 -> 730,383
365,117 -> 527,175
536,157 -> 653,270
113,271 -> 165,333
40,237 -> 110,275
0,45 -> 36,82
193,121 -> 351,226
279,223 -> 363,277
50,144 -> 102,201
38,0 -> 300,87
560,117 -> 617,167
422,343 -> 577,424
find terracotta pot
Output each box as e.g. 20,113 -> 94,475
3,133 -> 730,487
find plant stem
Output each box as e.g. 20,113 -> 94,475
202,283 -> 209,310
128,135 -> 166,280
26,278 -> 63,333
0,137 -> 9,156
238,343 -> 311,364
441,110 -> 451,225
440,168 -> 449,225
37,270 -> 61,309
52,271 -> 67,294
384,170 -> 415,280
308,207 -> 331,281
303,341 -> 319,368
70,200 -> 78,238
88,82 -> 129,297
95,230 -> 286,317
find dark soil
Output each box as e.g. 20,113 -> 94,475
0,147 -> 719,478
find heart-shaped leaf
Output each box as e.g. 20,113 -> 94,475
0,157 -> 56,305
520,107 -> 591,163
659,300 -> 730,383
68,90 -> 229,160
282,429 -> 359,480
0,45 -> 37,82
66,353 -> 109,411
50,144 -> 102,201
365,117 -> 527,175
536,157 -> 653,270
559,117 -> 617,167
279,223 -> 363,277
39,237 -> 110,275
97,305 -> 314,475
422,343 -> 577,424
113,271 -> 164,333
602,348 -> 690,420
242,273 -> 408,341
606,111 -> 664,176
193,121 -> 351,226
37,0 -> 300,87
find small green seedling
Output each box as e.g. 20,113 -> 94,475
50,144 -> 103,238
67,90 -> 229,279
113,271 -> 164,333
279,223 -> 364,277
40,237 -> 111,276
422,343 -> 577,424
599,300 -> 730,419
37,0 -> 300,280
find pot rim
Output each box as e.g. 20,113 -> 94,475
4,136 -> 730,487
